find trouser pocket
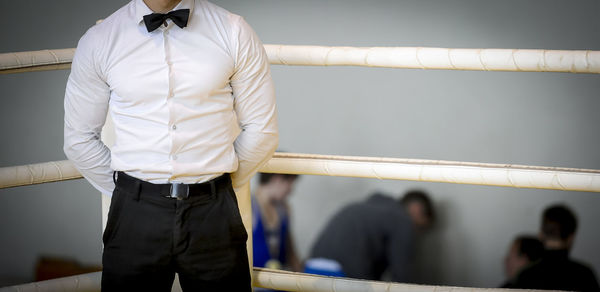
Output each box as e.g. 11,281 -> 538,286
102,188 -> 124,245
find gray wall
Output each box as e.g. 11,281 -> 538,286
1,0 -> 599,288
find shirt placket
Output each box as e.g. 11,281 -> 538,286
163,23 -> 179,178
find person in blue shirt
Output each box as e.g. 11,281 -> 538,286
252,173 -> 301,272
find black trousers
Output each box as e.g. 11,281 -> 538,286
101,172 -> 251,291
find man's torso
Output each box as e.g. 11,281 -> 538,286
89,0 -> 243,183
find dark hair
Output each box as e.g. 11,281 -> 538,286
541,204 -> 577,240
514,235 -> 544,262
400,190 -> 434,222
258,172 -> 298,185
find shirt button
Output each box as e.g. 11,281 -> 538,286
172,124 -> 177,130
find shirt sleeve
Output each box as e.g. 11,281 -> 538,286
386,211 -> 415,282
63,27 -> 114,196
230,16 -> 278,188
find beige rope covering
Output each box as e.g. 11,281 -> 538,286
264,45 -> 600,73
1,46 -> 599,74
0,160 -> 81,188
252,268 -> 536,292
0,48 -> 74,74
262,153 -> 600,192
0,269 -> 552,292
1,153 -> 599,192
0,272 -> 101,292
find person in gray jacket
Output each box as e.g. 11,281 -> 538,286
307,190 -> 434,282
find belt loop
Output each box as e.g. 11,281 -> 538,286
210,180 -> 217,198
132,180 -> 141,201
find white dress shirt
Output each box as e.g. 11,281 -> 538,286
64,0 -> 278,196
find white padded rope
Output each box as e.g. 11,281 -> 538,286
1,153 -> 599,192
0,272 -> 101,292
0,160 -> 81,188
260,153 -> 600,192
252,268 -> 551,292
0,269 -> 553,292
0,48 -> 74,74
1,46 -> 599,74
263,45 -> 600,73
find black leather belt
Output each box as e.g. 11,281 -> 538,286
114,171 -> 230,200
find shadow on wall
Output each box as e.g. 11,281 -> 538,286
412,198 -> 466,285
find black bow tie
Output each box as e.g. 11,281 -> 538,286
143,9 -> 190,32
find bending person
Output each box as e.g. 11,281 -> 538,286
306,190 -> 434,282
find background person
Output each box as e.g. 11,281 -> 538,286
501,235 -> 544,287
306,190 -> 434,282
510,204 -> 600,291
252,172 -> 302,272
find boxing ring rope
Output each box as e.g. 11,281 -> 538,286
266,45 -> 600,73
0,160 -> 81,188
0,272 -> 101,292
2,46 -> 600,74
2,153 -> 600,192
0,268 -> 545,292
0,48 -> 74,74
252,268 -> 531,292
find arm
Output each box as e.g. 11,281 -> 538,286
386,214 -> 414,282
285,221 -> 303,272
284,202 -> 302,272
63,28 -> 114,195
230,17 -> 278,188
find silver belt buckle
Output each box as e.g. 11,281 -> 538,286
170,183 -> 189,200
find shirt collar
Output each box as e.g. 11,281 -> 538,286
134,0 -> 194,26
